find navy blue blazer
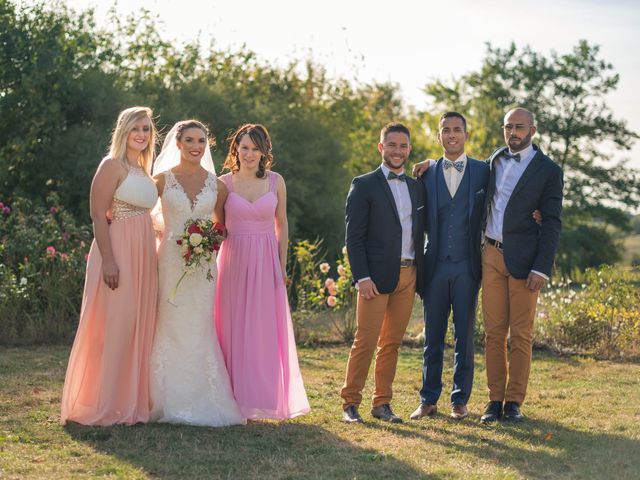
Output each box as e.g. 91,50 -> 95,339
484,145 -> 563,279
421,157 -> 489,293
345,166 -> 425,296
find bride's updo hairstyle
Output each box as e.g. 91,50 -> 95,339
174,119 -> 216,148
223,123 -> 273,178
108,106 -> 157,175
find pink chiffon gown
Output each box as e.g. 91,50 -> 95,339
215,171 -> 310,420
61,166 -> 158,426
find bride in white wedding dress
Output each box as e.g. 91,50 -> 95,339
149,120 -> 244,427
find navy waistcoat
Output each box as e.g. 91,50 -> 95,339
436,163 -> 470,262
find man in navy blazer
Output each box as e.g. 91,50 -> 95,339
341,123 -> 425,424
480,107 -> 563,423
409,112 -> 489,421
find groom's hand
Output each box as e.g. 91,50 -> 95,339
358,279 -> 379,300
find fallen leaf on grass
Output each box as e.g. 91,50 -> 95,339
544,432 -> 554,441
32,387 -> 46,394
367,452 -> 387,461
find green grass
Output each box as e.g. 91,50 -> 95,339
1,345 -> 639,479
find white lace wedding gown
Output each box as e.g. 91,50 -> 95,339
150,170 -> 245,426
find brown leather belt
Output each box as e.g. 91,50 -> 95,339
485,237 -> 504,251
400,258 -> 415,268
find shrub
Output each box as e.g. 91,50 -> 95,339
316,247 -> 358,344
288,240 -> 358,343
536,266 -> 640,358
0,194 -> 91,344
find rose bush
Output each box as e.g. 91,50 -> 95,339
0,194 -> 91,344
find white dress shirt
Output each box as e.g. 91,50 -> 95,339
485,144 -> 548,280
380,163 -> 414,261
442,153 -> 467,197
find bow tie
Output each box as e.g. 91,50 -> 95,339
444,159 -> 464,172
503,152 -> 521,162
387,171 -> 406,182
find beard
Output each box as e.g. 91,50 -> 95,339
383,153 -> 407,170
508,131 -> 533,152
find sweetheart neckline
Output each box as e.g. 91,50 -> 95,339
229,190 -> 275,205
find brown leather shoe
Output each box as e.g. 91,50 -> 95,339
450,404 -> 468,420
409,403 -> 437,420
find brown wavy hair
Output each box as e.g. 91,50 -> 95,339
175,119 -> 216,148
223,124 -> 273,178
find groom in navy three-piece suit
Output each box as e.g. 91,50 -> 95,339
410,112 -> 489,421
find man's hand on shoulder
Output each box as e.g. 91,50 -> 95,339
412,159 -> 436,178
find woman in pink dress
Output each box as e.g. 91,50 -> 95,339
61,107 -> 159,426
215,124 -> 310,420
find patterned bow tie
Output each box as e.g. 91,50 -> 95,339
503,152 -> 521,162
387,171 -> 406,181
444,159 -> 464,172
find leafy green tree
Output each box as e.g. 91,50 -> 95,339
423,41 -> 640,271
0,0 -> 126,217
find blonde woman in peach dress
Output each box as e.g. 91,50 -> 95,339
61,107 -> 159,426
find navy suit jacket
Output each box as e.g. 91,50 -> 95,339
345,166 -> 425,296
484,145 -> 563,279
421,157 -> 489,293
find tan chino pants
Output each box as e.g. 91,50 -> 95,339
341,266 -> 416,409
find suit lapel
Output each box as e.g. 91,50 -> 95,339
510,148 -> 544,200
375,167 -> 400,224
486,147 -> 505,205
407,178 -> 418,238
467,159 -> 475,220
427,159 -> 441,223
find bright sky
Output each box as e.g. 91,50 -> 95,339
59,0 -> 640,169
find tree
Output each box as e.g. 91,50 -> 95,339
423,41 -> 640,272
0,0 -> 128,216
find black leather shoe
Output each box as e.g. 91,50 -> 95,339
503,401 -> 524,422
480,401 -> 503,423
342,405 -> 364,423
371,404 -> 403,423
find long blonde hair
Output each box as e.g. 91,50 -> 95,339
108,106 -> 156,175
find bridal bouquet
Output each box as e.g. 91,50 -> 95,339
169,219 -> 226,303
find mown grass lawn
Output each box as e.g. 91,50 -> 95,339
1,345 -> 639,479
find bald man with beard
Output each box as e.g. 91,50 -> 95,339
480,107 -> 563,423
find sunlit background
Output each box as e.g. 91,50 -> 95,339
57,0 -> 640,168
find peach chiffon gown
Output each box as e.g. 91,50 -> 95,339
60,165 -> 158,425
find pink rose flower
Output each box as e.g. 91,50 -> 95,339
327,295 -> 337,307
